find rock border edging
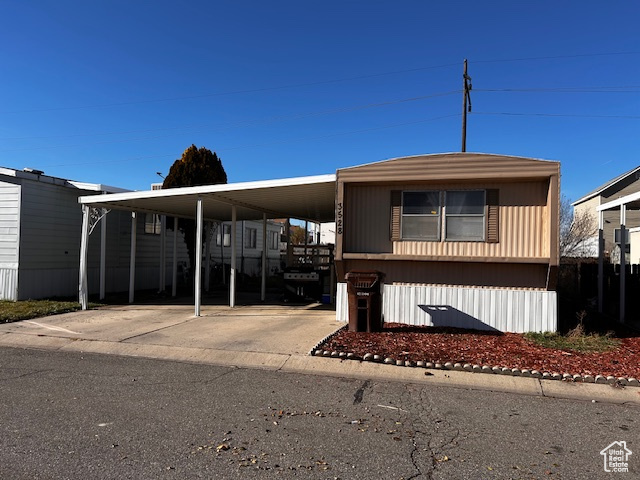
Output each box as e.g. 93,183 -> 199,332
309,347 -> 640,388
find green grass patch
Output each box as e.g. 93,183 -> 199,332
524,331 -> 620,353
0,300 -> 95,323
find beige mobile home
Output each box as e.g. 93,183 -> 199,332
334,153 -> 560,333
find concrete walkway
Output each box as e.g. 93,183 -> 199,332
1,304 -> 638,406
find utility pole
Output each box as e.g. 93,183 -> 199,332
461,59 -> 472,152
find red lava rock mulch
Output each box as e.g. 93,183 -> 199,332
319,323 -> 640,379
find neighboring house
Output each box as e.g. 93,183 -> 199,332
573,165 -> 640,263
334,153 -> 560,333
212,220 -> 284,276
0,167 -> 189,300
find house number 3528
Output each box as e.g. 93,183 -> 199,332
337,202 -> 343,235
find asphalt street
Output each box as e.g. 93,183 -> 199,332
1,346 -> 637,479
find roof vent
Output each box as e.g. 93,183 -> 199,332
23,168 -> 44,175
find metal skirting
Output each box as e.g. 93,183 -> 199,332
336,283 -> 557,333
0,267 -> 19,301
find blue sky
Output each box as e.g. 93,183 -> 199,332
0,1 -> 638,201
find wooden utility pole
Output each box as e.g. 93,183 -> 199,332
461,59 -> 472,152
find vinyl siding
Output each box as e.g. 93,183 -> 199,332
211,220 -> 283,276
337,153 -> 559,183
0,181 -> 21,300
19,180 -> 87,270
343,181 -> 550,260
0,181 -> 21,267
337,259 -> 548,289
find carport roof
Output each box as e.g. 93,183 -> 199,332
78,174 -> 336,223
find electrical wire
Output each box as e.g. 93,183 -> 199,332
3,51 -> 638,114
475,112 -> 640,119
32,113 -> 461,167
0,91 -> 459,142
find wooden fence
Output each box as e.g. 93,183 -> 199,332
558,259 -> 640,329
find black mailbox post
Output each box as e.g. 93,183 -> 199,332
345,270 -> 385,332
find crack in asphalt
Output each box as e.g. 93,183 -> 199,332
403,386 -> 466,479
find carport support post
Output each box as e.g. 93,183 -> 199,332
79,205 -> 90,310
99,208 -> 107,300
195,197 -> 203,317
230,205 -> 237,308
261,213 -> 267,302
620,205 -> 626,323
172,216 -> 178,297
598,210 -> 604,314
159,215 -> 166,292
129,212 -> 137,304
205,222 -> 211,292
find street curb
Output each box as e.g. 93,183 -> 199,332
310,348 -> 640,388
2,332 -> 639,405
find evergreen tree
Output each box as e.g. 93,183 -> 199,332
162,145 -> 227,276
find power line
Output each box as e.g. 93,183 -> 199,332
477,87 -> 640,93
475,111 -> 640,119
0,91 -> 459,142
0,63 -> 460,115
3,51 -> 638,115
472,51 -> 640,64
32,114 -> 461,168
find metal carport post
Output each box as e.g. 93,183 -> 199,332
596,191 -> 640,323
194,197 -> 203,316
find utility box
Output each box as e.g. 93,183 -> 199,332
345,270 -> 385,332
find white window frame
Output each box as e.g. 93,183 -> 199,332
144,213 -> 161,235
244,227 -> 257,249
216,224 -> 231,247
401,190 -> 441,241
444,190 -> 486,242
269,230 -> 279,250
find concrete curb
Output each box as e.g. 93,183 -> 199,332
1,332 -> 638,405
311,348 -> 640,389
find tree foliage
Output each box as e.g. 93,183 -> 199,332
162,145 -> 227,274
289,225 -> 308,245
559,195 -> 597,257
163,144 -> 227,189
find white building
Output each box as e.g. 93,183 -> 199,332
0,167 -> 192,300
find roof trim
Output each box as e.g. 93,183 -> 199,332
597,190 -> 640,211
0,166 -> 127,193
572,165 -> 640,206
338,152 -> 559,171
79,173 -> 336,205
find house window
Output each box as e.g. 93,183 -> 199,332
444,190 -> 486,241
244,227 -> 257,249
144,214 -> 162,235
269,230 -> 279,250
216,224 -> 231,247
614,228 -> 630,245
401,191 -> 441,240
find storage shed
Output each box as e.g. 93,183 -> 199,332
334,153 -> 560,333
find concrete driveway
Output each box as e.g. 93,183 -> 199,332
0,304 -> 342,368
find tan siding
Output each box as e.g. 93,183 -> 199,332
337,153 -> 559,183
337,259 -> 547,289
343,184 -> 392,253
343,181 -> 550,260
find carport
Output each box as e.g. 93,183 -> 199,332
78,174 -> 336,315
